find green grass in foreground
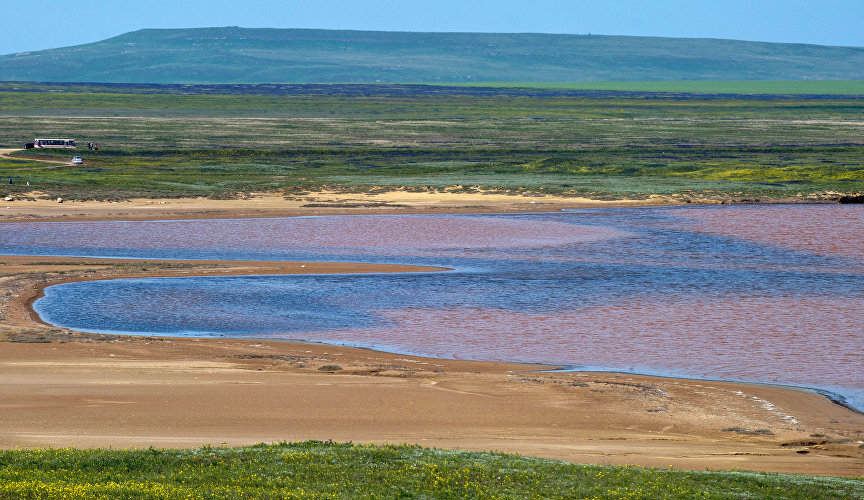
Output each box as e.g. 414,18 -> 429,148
1,442 -> 861,499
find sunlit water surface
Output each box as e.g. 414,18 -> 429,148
3,206 -> 862,409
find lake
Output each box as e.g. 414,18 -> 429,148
3,204 -> 862,410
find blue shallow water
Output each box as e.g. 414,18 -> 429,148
4,206 -> 863,410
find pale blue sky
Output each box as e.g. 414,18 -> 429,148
3,0 -> 861,55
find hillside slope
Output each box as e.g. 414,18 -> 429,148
2,27 -> 864,83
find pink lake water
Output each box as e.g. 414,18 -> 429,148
11,205 -> 864,410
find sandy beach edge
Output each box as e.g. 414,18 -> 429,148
1,194 -> 863,477
1,187 -> 837,223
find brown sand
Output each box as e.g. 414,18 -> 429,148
1,189 -> 692,222
1,196 -> 863,477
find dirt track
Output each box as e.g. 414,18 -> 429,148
0,148 -> 78,170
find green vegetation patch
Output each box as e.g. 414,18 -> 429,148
1,442 -> 862,499
1,83 -> 863,201
459,80 -> 864,96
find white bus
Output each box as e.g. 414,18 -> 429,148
34,138 -> 76,148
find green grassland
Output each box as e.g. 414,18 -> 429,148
1,83 -> 863,201
459,80 -> 864,95
1,442 -> 861,499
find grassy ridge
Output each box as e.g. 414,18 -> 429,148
1,442 -> 861,499
4,27 -> 864,84
1,83 -> 862,201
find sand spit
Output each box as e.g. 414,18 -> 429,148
1,189 -> 706,222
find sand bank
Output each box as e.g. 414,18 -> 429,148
0,189 -> 698,222
2,334 -> 862,477
1,198 -> 863,477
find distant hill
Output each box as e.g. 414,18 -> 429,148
2,27 -> 864,84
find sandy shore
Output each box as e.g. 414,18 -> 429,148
1,189 -> 702,222
1,194 -> 863,477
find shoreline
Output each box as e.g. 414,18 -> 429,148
3,333 -> 863,476
19,256 -> 451,329
544,366 -> 864,417
2,195 -> 863,476
2,189 -> 847,224
21,252 -> 863,417
236,337 -> 864,418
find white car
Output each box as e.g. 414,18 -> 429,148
71,156 -> 83,164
